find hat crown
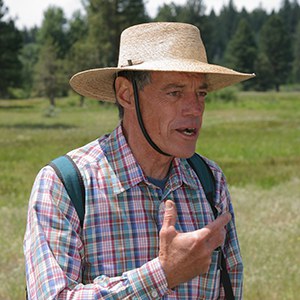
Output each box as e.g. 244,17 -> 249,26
118,22 -> 207,67
70,22 -> 254,102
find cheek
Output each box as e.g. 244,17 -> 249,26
142,100 -> 163,121
139,94 -> 177,136
144,109 -> 173,139
158,111 -> 179,137
141,105 -> 162,134
151,112 -> 166,134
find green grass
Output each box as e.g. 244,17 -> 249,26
200,91 -> 300,188
0,92 -> 299,299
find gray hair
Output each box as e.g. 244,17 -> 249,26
114,71 -> 152,119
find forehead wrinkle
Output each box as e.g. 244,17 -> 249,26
184,72 -> 208,89
161,82 -> 208,91
150,71 -> 208,91
161,83 -> 185,91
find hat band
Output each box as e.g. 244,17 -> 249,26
120,59 -> 144,68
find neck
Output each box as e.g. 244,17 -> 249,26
121,122 -> 173,179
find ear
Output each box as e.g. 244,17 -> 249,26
115,76 -> 135,110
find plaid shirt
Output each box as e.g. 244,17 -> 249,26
24,124 -> 243,299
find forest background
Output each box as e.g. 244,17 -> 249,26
1,0 -> 300,104
0,0 -> 300,299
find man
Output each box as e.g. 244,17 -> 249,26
24,22 -> 254,299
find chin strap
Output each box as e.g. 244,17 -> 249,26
128,60 -> 171,157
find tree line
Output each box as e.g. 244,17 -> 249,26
1,0 -> 300,105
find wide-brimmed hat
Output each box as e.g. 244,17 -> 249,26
70,22 -> 255,102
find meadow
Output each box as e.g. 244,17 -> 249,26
0,91 -> 299,299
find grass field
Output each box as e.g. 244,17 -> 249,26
0,91 -> 299,299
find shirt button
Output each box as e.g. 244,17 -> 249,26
151,289 -> 159,298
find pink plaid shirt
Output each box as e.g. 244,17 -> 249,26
24,124 -> 243,299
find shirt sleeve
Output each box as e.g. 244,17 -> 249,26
23,166 -> 169,300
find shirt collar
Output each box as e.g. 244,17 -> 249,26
167,157 -> 199,192
100,125 -> 145,194
100,124 -> 198,194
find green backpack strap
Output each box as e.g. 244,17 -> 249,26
187,153 -> 234,300
187,153 -> 217,216
49,155 -> 85,228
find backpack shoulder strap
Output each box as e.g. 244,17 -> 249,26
187,153 -> 235,300
187,153 -> 218,217
49,155 -> 85,228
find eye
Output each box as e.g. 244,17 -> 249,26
167,90 -> 182,97
196,91 -> 207,98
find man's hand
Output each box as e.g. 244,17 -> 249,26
159,200 -> 231,289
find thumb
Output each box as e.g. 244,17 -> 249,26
161,200 -> 177,229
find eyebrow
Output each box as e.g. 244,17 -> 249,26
161,82 -> 208,91
199,83 -> 208,89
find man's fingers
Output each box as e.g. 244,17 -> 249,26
199,212 -> 232,248
161,200 -> 177,229
206,212 -> 232,233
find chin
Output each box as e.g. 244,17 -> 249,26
168,147 -> 196,159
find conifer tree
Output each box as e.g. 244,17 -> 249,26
0,0 -> 22,98
217,0 -> 240,62
292,22 -> 300,83
259,15 -> 292,91
34,7 -> 69,105
85,0 -> 149,67
224,19 -> 257,90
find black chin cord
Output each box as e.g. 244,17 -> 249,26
130,74 -> 171,157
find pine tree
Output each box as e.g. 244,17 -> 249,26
279,0 -> 300,36
253,52 -> 273,91
34,7 -> 69,105
217,0 -> 240,62
37,6 -> 69,59
201,10 -> 220,63
67,11 -> 93,106
224,19 -> 257,90
155,3 -> 180,22
18,27 -> 39,97
292,22 -> 300,83
259,15 -> 293,91
248,7 -> 268,34
176,0 -> 206,24
86,0 -> 149,68
19,40 -> 39,97
0,0 -> 22,98
34,40 -> 67,107
225,19 -> 257,73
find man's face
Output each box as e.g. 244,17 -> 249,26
138,71 -> 207,158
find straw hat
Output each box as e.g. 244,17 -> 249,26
70,22 -> 255,102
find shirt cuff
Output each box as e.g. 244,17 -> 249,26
125,257 -> 172,299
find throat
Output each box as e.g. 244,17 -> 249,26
147,176 -> 169,190
122,119 -> 173,179
142,155 -> 173,180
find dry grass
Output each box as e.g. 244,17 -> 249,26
232,178 -> 300,300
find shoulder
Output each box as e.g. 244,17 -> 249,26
37,134 -> 111,191
66,135 -> 109,170
195,154 -> 229,193
199,155 -> 224,178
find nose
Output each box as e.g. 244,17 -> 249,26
182,92 -> 205,117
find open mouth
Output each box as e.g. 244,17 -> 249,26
177,128 -> 197,136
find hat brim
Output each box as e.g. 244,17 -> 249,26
70,59 -> 255,102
